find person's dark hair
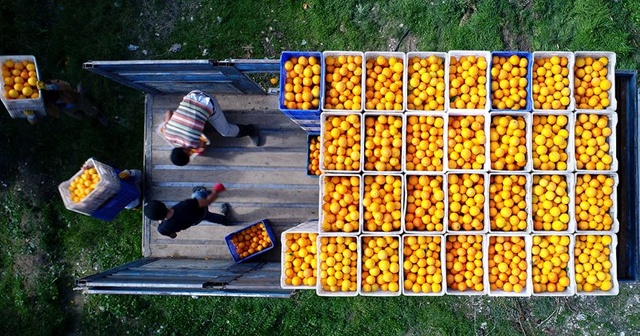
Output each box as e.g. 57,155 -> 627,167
144,200 -> 168,220
170,148 -> 190,166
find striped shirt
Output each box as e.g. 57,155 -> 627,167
162,92 -> 214,149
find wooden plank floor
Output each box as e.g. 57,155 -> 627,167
143,93 -> 319,260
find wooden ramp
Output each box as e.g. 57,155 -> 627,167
143,93 -> 319,260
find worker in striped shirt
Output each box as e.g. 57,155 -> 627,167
159,90 -> 264,166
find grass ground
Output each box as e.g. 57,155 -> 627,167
1,0 -> 639,335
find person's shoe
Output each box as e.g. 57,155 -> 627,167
192,186 -> 208,193
249,125 -> 265,147
220,202 -> 233,224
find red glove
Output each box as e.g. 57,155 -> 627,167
213,183 -> 226,192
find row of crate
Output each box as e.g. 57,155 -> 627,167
281,221 -> 618,296
279,50 -> 617,116
313,111 -> 618,174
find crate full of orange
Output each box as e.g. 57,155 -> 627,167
57,158 -> 121,216
225,219 -> 275,263
0,55 -> 45,118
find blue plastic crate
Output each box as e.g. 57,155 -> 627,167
307,133 -> 321,177
489,51 -> 533,112
224,219 -> 276,263
90,176 -> 140,221
281,109 -> 322,120
279,51 -> 323,114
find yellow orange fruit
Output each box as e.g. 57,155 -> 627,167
403,235 -> 443,293
532,235 -> 571,293
490,54 -> 528,110
488,236 -> 527,292
407,54 -> 446,111
446,235 -> 484,292
324,54 -> 363,110
405,115 -> 445,171
575,114 -> 613,170
489,174 -> 528,231
574,56 -> 612,109
490,115 -> 528,170
282,55 -> 321,110
230,222 -> 272,259
574,234 -> 614,292
322,114 -> 361,171
364,114 -> 403,172
307,135 -> 321,175
361,236 -> 400,293
532,114 -> 570,170
575,174 -> 615,231
365,55 -> 403,111
283,232 -> 318,287
533,56 -> 571,110
321,175 -> 360,233
448,173 -> 485,231
362,174 -> 402,232
447,115 -> 486,170
449,55 -> 488,109
2,59 -> 38,100
532,174 -> 570,231
68,167 -> 101,203
405,175 -> 445,232
319,235 -> 359,293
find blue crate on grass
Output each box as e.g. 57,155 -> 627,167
224,219 -> 276,263
279,51 -> 324,113
307,133 -> 321,176
90,175 -> 140,221
489,51 -> 533,112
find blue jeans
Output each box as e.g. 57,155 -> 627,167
192,188 -> 227,225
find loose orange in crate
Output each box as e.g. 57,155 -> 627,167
532,235 -> 572,294
363,114 -> 403,172
445,235 -> 485,293
574,56 -> 613,110
406,53 -> 446,111
575,174 -> 615,231
364,53 -> 404,111
68,167 -> 101,203
362,174 -> 402,233
227,221 -> 274,261
283,232 -> 318,287
532,174 -> 571,232
447,173 -> 485,232
361,235 -> 401,294
489,114 -> 528,171
321,113 -> 361,172
317,235 -> 359,294
490,54 -> 529,110
1,58 -> 39,100
575,113 -> 614,171
320,175 -> 360,233
281,54 -> 321,110
405,114 -> 445,171
447,115 -> 487,170
404,174 -> 445,232
574,234 -> 616,293
533,55 -> 571,110
307,134 -> 321,176
403,235 -> 444,294
323,53 -> 363,111
488,235 -> 528,293
489,174 -> 528,232
532,114 -> 570,171
448,54 -> 488,110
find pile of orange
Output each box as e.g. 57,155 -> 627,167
2,59 -> 39,100
489,175 -> 528,232
532,56 -> 571,110
283,232 -> 318,287
363,114 -> 402,171
447,115 -> 486,170
68,167 -> 101,203
575,174 -> 615,231
403,235 -> 443,293
575,234 -> 614,292
405,115 -> 445,171
532,174 -> 571,231
364,55 -> 404,111
321,175 -> 360,233
230,222 -> 273,259
490,54 -> 529,110
488,235 -> 528,293
532,235 -> 572,293
405,175 -> 445,232
324,54 -> 363,110
406,55 -> 446,111
575,114 -> 614,170
445,235 -> 484,292
361,236 -> 401,293
362,174 -> 402,232
449,55 -> 488,109
490,115 -> 528,170
447,173 -> 485,231
532,114 -> 570,170
282,55 -> 321,110
318,235 -> 359,293
307,135 -> 321,175
322,114 -> 361,171
574,56 -> 612,110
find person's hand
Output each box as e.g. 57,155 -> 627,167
37,81 -> 46,90
213,183 -> 226,192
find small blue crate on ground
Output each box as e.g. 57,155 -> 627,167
279,51 -> 324,114
224,219 -> 276,263
489,51 -> 533,112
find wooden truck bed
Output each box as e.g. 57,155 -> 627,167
143,93 -> 319,260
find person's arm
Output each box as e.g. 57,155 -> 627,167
197,190 -> 219,208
